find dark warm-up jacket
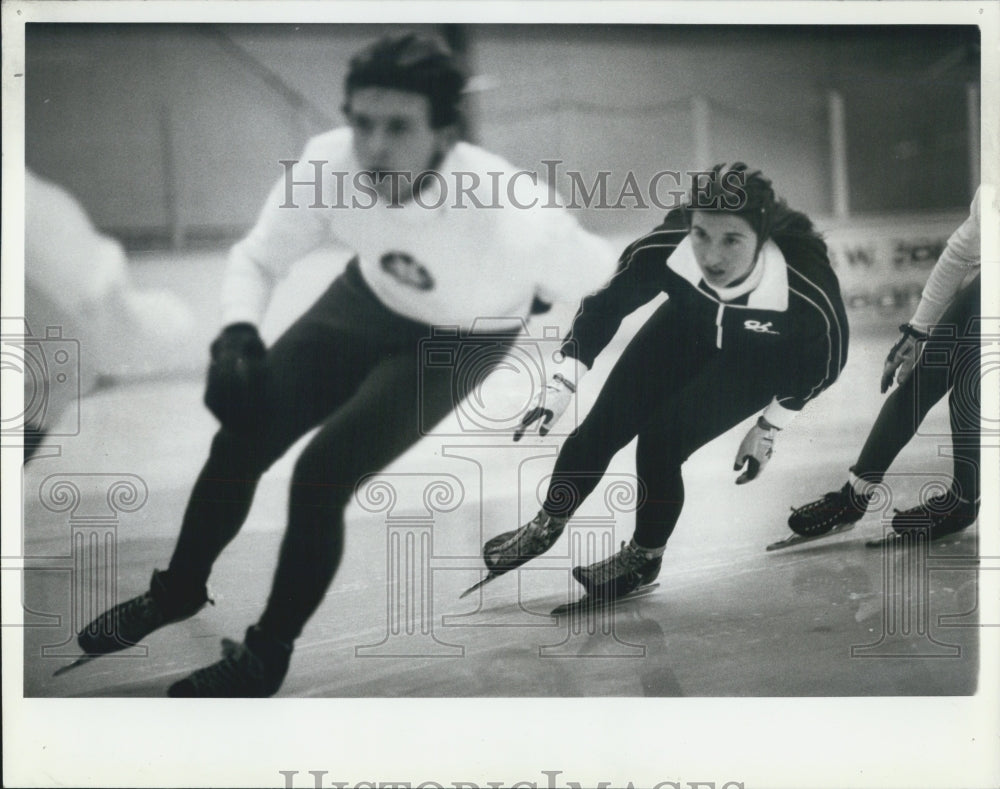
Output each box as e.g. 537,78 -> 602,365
560,209 -> 849,428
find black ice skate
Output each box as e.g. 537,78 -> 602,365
167,626 -> 291,698
557,539 -> 663,614
865,494 -> 979,547
768,482 -> 872,551
551,582 -> 660,616
459,510 -> 568,598
57,570 -> 210,676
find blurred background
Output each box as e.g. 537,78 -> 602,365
16,23 -> 990,706
26,24 -> 980,236
18,22 -> 982,426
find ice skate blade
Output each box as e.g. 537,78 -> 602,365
459,571 -> 502,599
766,522 -> 856,552
866,533 -> 903,548
551,583 -> 660,616
52,654 -> 98,677
864,530 -> 975,549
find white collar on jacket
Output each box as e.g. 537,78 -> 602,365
667,235 -> 789,311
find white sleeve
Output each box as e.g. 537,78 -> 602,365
910,188 -> 981,331
25,170 -> 128,309
221,141 -> 335,326
533,208 -> 617,306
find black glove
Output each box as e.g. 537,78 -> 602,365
880,323 -> 929,393
203,323 -> 267,430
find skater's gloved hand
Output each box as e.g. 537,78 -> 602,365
880,323 -> 929,393
513,373 -> 576,441
204,322 -> 268,431
733,416 -> 779,485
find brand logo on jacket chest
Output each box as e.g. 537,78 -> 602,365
743,319 -> 780,335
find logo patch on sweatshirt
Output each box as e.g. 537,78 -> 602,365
380,251 -> 435,291
744,319 -> 780,335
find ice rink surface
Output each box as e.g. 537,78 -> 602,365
18,250 -> 982,698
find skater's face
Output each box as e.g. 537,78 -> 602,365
346,87 -> 455,203
689,211 -> 760,288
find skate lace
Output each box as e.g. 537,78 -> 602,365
797,485 -> 870,519
496,512 -> 562,558
586,541 -> 647,586
119,593 -> 153,618
111,593 -> 163,637
184,639 -> 265,695
896,494 -> 971,519
115,584 -> 211,633
800,489 -> 848,514
78,590 -> 166,654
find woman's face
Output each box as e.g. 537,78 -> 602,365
689,211 -> 759,288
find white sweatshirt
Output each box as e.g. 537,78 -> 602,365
910,187 -> 982,331
222,129 -> 615,330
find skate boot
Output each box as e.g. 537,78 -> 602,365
483,510 -> 568,573
168,625 -> 292,698
572,539 -> 663,599
788,482 -> 872,536
891,494 -> 978,540
77,569 -> 209,656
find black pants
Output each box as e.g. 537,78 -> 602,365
543,299 -> 785,549
167,261 -> 514,643
853,275 -> 981,504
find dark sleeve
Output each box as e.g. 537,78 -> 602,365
775,259 -> 849,414
561,213 -> 687,368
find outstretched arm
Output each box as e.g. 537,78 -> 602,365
883,187 -> 981,392
909,187 -> 982,332
561,212 -> 687,368
221,140 -> 336,327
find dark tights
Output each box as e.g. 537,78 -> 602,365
853,275 -> 981,504
544,300 -> 784,549
167,262 -> 513,642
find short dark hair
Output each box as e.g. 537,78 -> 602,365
683,162 -> 827,261
683,162 -> 776,241
343,33 -> 467,128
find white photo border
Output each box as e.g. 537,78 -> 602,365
2,2 -> 998,788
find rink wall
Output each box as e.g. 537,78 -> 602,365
608,207 -> 968,314
818,211 -> 968,310
24,24 -> 978,248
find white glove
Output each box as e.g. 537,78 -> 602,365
513,373 -> 576,441
881,323 -> 929,393
733,416 -> 779,485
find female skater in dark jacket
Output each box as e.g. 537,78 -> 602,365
480,163 -> 849,601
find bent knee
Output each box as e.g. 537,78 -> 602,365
208,426 -> 282,475
291,442 -> 355,509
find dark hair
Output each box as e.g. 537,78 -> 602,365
683,162 -> 827,260
343,33 -> 467,128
